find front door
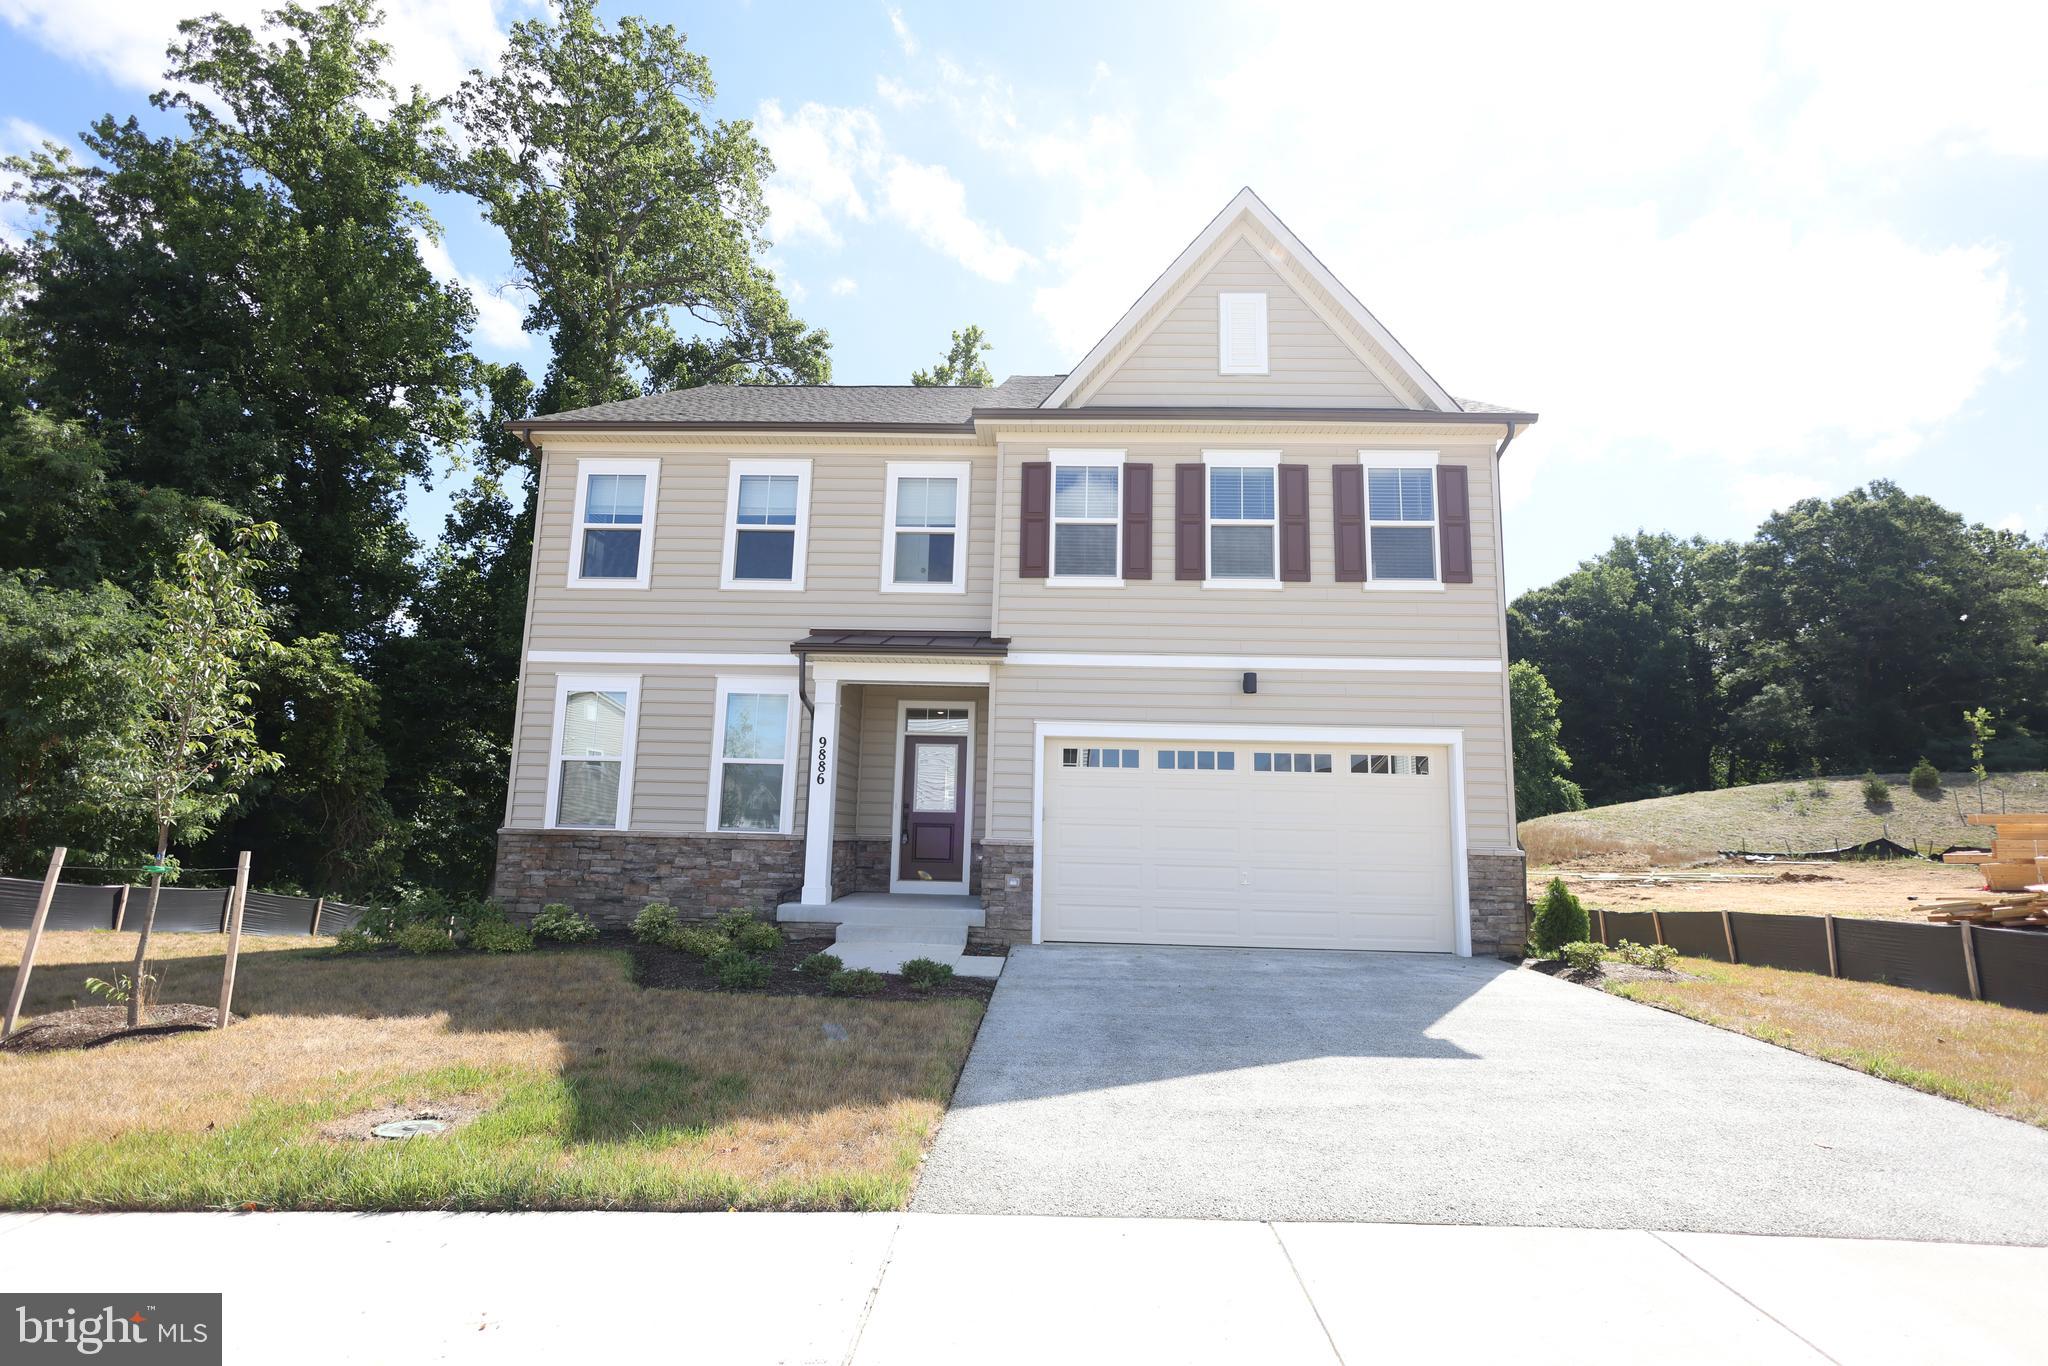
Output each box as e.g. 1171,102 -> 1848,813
899,735 -> 967,884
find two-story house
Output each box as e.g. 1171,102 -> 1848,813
493,189 -> 1533,972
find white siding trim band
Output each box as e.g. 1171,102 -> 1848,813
528,651 -> 795,668
1006,652 -> 1502,673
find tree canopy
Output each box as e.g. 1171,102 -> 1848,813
912,325 -> 994,387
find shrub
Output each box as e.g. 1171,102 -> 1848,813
715,906 -> 768,936
667,926 -> 729,959
1559,941 -> 1608,973
899,957 -> 954,991
631,902 -> 680,944
797,951 -> 843,980
83,972 -> 151,1004
531,902 -> 599,944
1861,771 -> 1891,806
732,920 -> 781,955
468,921 -> 534,954
1909,757 -> 1941,792
394,921 -> 455,955
826,968 -> 885,997
710,948 -> 772,990
1528,877 -> 1591,954
331,927 -> 375,954
1615,939 -> 1677,971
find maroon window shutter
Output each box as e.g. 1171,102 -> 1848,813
1332,465 -> 1366,582
1174,463 -> 1205,580
1278,463 -> 1310,582
1437,463 -> 1473,584
1019,461 -> 1051,579
1122,463 -> 1153,580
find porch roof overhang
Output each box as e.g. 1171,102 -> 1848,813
792,629 -> 1010,661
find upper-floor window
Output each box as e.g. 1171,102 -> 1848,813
1365,453 -> 1438,585
1204,451 -> 1280,586
567,459 -> 658,589
1217,291 -> 1269,375
721,459 -> 812,591
546,674 -> 639,829
882,461 -> 969,594
1050,452 -> 1124,583
709,676 -> 797,833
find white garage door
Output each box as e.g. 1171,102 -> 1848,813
1042,738 -> 1456,952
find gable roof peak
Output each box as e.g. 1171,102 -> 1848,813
1041,188 -> 1459,413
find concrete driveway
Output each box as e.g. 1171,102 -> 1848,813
912,945 -> 2048,1243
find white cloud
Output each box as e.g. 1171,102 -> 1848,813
756,98 -> 1033,283
1994,513 -> 2028,534
875,75 -> 926,110
411,227 -> 531,351
886,6 -> 917,57
1734,472 -> 1829,522
0,0 -> 519,102
829,277 -> 859,297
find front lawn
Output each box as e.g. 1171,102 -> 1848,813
0,930 -> 982,1211
1601,957 -> 2048,1129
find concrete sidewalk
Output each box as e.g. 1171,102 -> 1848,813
2,1212 -> 2039,1364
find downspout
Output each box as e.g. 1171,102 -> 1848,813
1493,420 -> 1519,461
795,648 -> 813,717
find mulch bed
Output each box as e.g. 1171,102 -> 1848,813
622,929 -> 1000,1002
0,1003 -> 232,1054
1523,958 -> 1698,987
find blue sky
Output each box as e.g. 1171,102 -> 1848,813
4,0 -> 2043,594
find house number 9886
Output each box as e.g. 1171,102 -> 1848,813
815,737 -> 830,784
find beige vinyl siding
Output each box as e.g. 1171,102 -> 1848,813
985,664 -> 1515,850
1083,236 -> 1402,408
509,667 -> 813,836
851,685 -> 989,840
997,439 -> 1504,658
528,442 -> 995,654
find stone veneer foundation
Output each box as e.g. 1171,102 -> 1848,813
1467,849 -> 1529,956
493,830 -> 804,924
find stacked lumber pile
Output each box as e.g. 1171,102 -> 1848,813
1925,892 -> 2048,928
1932,814 -> 2048,927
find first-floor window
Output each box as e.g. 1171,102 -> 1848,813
712,680 -> 794,832
551,676 -> 638,829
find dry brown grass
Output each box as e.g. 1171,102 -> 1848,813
1519,823 -> 1712,868
1607,958 -> 2048,1129
0,930 -> 982,1210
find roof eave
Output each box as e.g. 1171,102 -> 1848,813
970,406 -> 1538,426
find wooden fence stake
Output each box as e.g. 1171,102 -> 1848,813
214,852 -> 252,1030
1650,910 -> 1665,947
1719,909 -> 1738,963
1595,906 -> 1607,945
309,896 -> 325,936
3,846 -> 66,1040
110,883 -> 130,932
1823,914 -> 1840,978
1959,921 -> 1983,1002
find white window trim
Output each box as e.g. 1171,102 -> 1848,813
879,460 -> 971,595
720,459 -> 813,592
566,458 -> 659,590
706,674 -> 801,835
1360,449 -> 1444,592
1217,290 -> 1270,375
543,673 -> 641,831
1047,449 -> 1126,588
1201,449 -> 1282,590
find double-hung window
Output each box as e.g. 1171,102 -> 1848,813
1203,450 -> 1280,585
882,461 -> 969,593
1049,451 -> 1123,583
721,460 -> 812,590
709,677 -> 797,833
567,459 -> 658,588
1364,452 -> 1439,585
547,675 -> 639,829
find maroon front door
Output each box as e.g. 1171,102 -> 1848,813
899,735 -> 967,884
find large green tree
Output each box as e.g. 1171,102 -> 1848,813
912,325 -> 994,387
1508,661 -> 1586,820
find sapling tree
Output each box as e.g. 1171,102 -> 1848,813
1964,707 -> 1996,813
91,526 -> 284,1025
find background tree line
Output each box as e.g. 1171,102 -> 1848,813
1509,481 -> 2048,818
0,0 -> 828,896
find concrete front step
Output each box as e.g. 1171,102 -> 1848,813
777,892 -> 985,931
833,922 -> 967,950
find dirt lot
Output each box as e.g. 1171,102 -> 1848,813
1528,856 -> 1997,922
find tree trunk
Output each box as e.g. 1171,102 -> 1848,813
126,827 -> 169,1029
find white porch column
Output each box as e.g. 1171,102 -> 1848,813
798,676 -> 840,905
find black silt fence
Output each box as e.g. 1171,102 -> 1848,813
1601,911 -> 1656,946
1832,919 -> 1973,1000
1,877 -> 364,938
1972,929 -> 2048,1013
1728,912 -> 1833,976
1656,911 -> 1732,962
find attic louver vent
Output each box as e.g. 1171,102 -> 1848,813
1217,291 -> 1269,375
